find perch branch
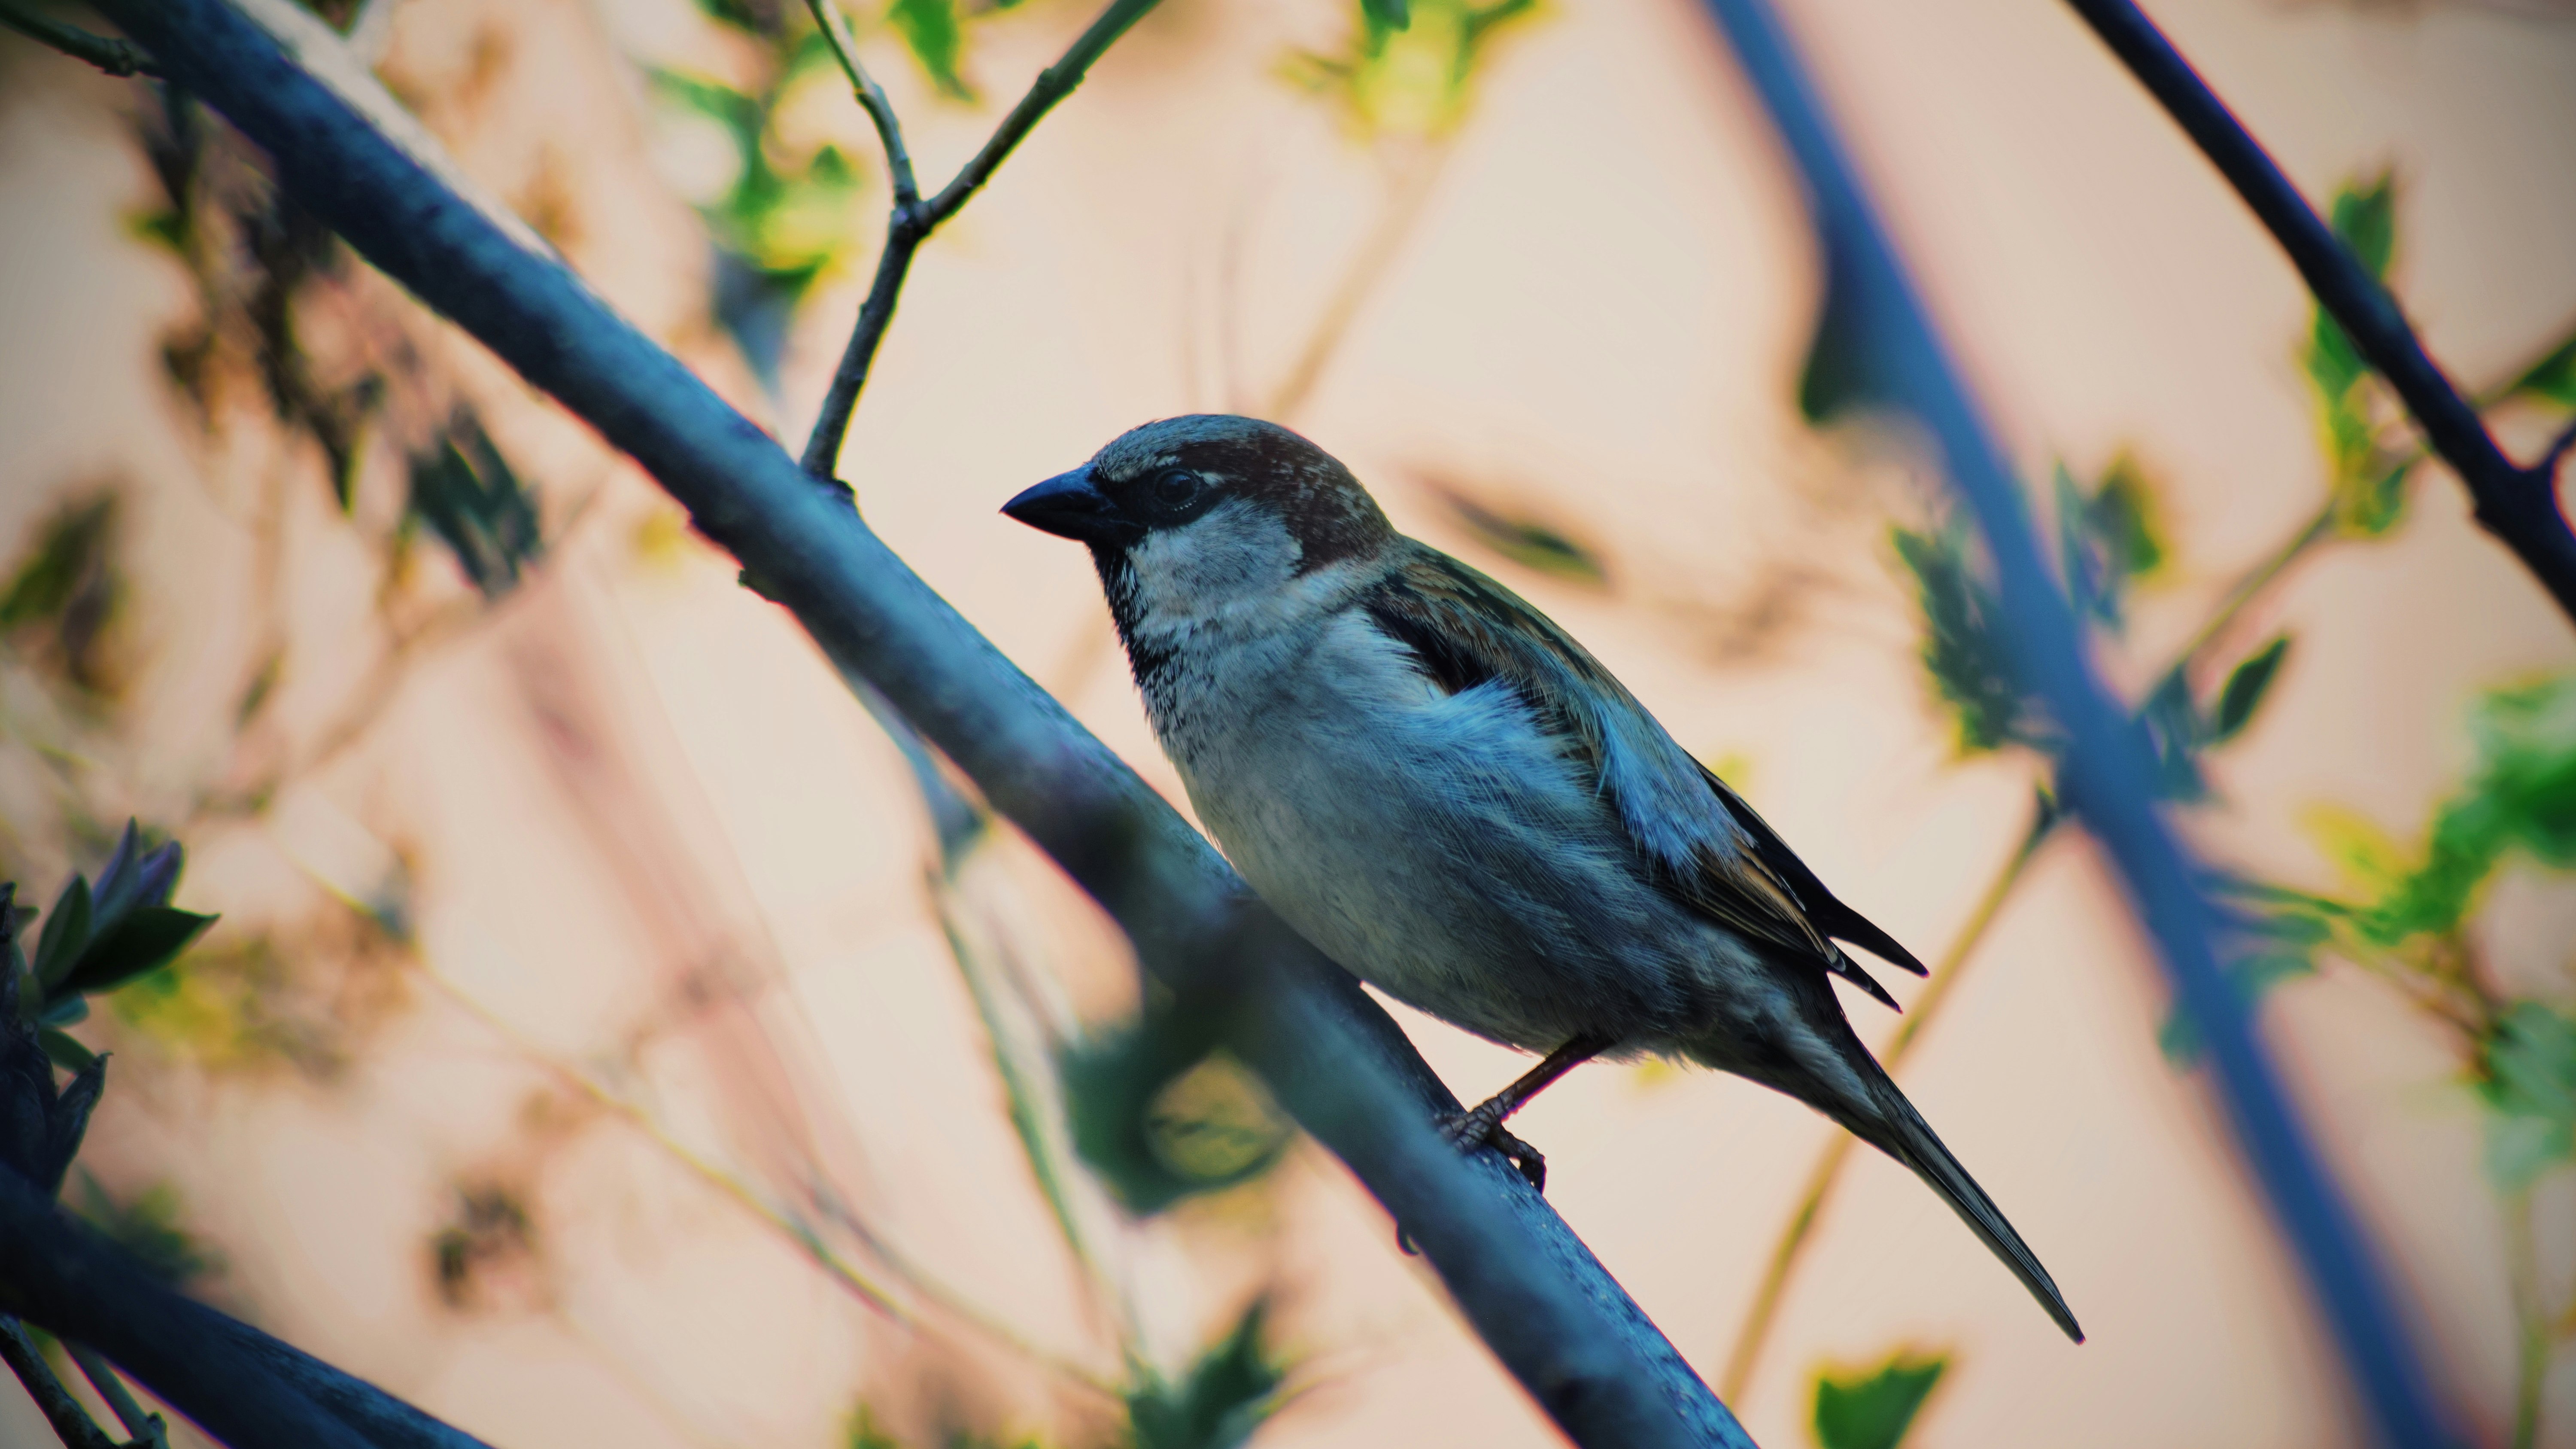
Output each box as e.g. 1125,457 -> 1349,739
0,3 -> 160,78
1694,0 -> 2463,1444
98,2 -> 1751,1443
0,1318 -> 117,1449
2061,0 -> 2576,627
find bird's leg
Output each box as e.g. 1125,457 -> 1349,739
1437,1032 -> 1613,1194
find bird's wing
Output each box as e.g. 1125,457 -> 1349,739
1362,543 -> 1917,1007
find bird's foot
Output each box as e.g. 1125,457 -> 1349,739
1437,1102 -> 1547,1194
1393,1106 -> 1549,1254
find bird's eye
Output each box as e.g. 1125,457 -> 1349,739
1150,468 -> 1201,509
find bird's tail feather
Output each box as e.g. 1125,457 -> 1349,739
1843,1075 -> 2084,1343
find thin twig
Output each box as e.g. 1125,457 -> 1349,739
0,1318 -> 118,1449
0,3 -> 160,78
801,0 -> 917,209
799,0 -> 1164,478
65,1343 -> 168,1449
2062,0 -> 2576,627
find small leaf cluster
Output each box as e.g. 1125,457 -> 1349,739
2303,174 -> 2416,538
1284,0 -> 1539,140
1058,1007 -> 1292,1216
11,822 -> 219,1075
2173,677 -> 2576,1192
1811,1349 -> 1947,1449
404,411 -> 544,600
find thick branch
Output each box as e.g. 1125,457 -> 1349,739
100,2 -> 1750,1443
799,0 -> 1163,478
0,3 -> 160,78
2061,0 -> 2576,627
1693,1 -> 2464,1446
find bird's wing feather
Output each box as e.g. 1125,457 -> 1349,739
1362,545 -> 1914,1006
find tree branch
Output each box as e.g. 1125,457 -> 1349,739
1695,1 -> 2464,1445
0,1318 -> 118,1449
64,1343 -> 168,1449
97,2 -> 1751,1443
799,0 -> 1163,478
2060,0 -> 2576,628
0,3 -> 160,78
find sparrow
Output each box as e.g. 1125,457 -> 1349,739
1004,414 -> 2081,1342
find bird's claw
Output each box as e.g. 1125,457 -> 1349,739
1394,1106 -> 1550,1254
1437,1105 -> 1547,1194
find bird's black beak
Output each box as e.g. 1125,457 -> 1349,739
1002,467 -> 1138,546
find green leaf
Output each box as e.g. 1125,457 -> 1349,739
61,907 -> 218,996
2504,332 -> 2576,408
1799,241 -> 1897,424
2329,171 -> 2397,283
1128,1302 -> 1282,1449
33,876 -> 93,991
1814,1351 -> 1947,1449
2465,675 -> 2576,868
2209,635 -> 2291,745
38,1027 -> 99,1073
72,1175 -> 223,1285
1361,0 -> 1411,30
2476,1002 -> 2576,1191
2138,670 -> 2207,801
887,0 -> 972,100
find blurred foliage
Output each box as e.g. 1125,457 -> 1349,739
2504,334 -> 2576,409
1060,1011 -> 1291,1216
71,1172 -> 225,1286
837,1301 -> 1278,1448
405,412 -> 544,599
2166,677 -> 2576,1194
1890,521 -> 2039,756
1127,1301 -> 1282,1449
887,0 -> 972,99
1433,485 -> 1609,587
431,1182 -> 542,1312
109,920 -> 398,1081
2052,454 -> 2166,633
1284,0 -> 1539,139
653,20 -> 867,386
1811,1350 -> 1947,1449
1,492 -> 131,703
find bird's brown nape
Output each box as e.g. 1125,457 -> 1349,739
1094,414 -> 1391,572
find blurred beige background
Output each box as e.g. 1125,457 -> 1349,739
1,0 -> 2573,1444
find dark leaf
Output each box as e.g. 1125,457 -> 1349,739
39,995 -> 88,1028
1799,239 -> 1903,424
1060,1014 -> 1290,1216
1435,488 -> 1607,586
60,907 -> 219,996
2209,635 -> 2291,745
1814,1351 -> 1947,1449
33,876 -> 93,992
407,414 -> 544,598
887,0 -> 972,100
1361,0 -> 1411,31
2329,171 -> 2397,283
2137,670 -> 2206,801
1128,1301 -> 1282,1449
37,1028 -> 98,1074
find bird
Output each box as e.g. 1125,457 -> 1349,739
1003,413 -> 2082,1342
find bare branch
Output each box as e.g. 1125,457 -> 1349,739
802,0 -> 916,209
65,1343 -> 169,1449
0,3 -> 160,78
1695,0 -> 2465,1444
97,2 -> 1751,1442
0,1318 -> 119,1449
799,0 -> 1163,478
2061,0 -> 2576,629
